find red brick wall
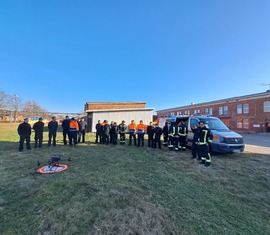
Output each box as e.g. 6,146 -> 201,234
157,95 -> 270,133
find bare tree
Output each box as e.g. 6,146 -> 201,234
22,100 -> 47,119
8,95 -> 23,122
0,90 -> 9,110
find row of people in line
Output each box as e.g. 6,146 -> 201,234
18,116 -> 212,166
17,116 -> 87,151
95,119 -> 163,148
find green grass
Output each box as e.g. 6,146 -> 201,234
0,123 -> 269,235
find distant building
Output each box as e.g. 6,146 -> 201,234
85,102 -> 154,132
156,91 -> 270,133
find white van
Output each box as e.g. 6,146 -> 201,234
166,115 -> 245,153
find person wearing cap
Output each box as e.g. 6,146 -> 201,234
17,118 -> 32,152
62,115 -> 70,145
136,120 -> 147,147
118,120 -> 127,145
198,121 -> 213,167
128,120 -> 137,146
33,117 -> 44,148
69,117 -> 79,146
48,116 -> 58,147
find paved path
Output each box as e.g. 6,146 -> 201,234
241,133 -> 270,154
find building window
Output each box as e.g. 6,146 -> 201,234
205,108 -> 209,115
243,104 -> 249,114
237,104 -> 242,114
209,108 -> 213,115
237,119 -> 243,128
197,109 -> 200,114
224,106 -> 228,115
171,112 -> 175,116
177,112 -> 179,116
219,107 -> 223,115
243,119 -> 249,129
188,110 -> 190,116
264,101 -> 270,112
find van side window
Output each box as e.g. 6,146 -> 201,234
190,119 -> 198,128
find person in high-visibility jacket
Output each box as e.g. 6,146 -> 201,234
178,121 -> 188,151
168,122 -> 175,150
69,117 -> 79,146
128,120 -> 137,146
137,120 -> 147,147
118,120 -> 127,145
198,121 -> 213,167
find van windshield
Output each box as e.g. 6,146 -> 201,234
200,118 -> 229,131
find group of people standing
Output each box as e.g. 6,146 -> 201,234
95,119 -> 164,149
17,116 -> 87,151
17,116 -> 213,166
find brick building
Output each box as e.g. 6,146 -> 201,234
85,102 -> 154,132
156,91 -> 270,133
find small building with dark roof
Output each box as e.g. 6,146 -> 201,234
85,102 -> 154,132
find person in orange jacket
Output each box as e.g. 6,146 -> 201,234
69,117 -> 79,146
128,120 -> 137,145
137,120 -> 147,147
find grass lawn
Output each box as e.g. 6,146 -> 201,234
0,123 -> 269,235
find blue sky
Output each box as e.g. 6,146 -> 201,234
1,0 -> 270,113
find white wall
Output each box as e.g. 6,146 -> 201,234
90,110 -> 153,132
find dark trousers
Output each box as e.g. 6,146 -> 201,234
95,133 -> 101,143
48,132 -> 57,146
63,130 -> 70,145
179,136 -> 186,150
69,131 -> 77,145
112,133 -> 118,145
199,144 -> 211,163
34,133 -> 43,148
102,134 -> 109,144
119,133 -> 126,144
168,136 -> 174,147
192,142 -> 200,159
19,134 -> 31,151
148,134 -> 154,147
137,133 -> 145,147
129,133 -> 137,145
78,130 -> 86,143
153,135 -> 161,149
174,137 -> 179,149
110,132 -> 113,143
163,134 -> 168,145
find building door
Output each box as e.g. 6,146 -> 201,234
87,118 -> 92,132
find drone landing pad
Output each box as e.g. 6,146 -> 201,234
37,164 -> 68,174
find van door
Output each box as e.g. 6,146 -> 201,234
187,118 -> 199,144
